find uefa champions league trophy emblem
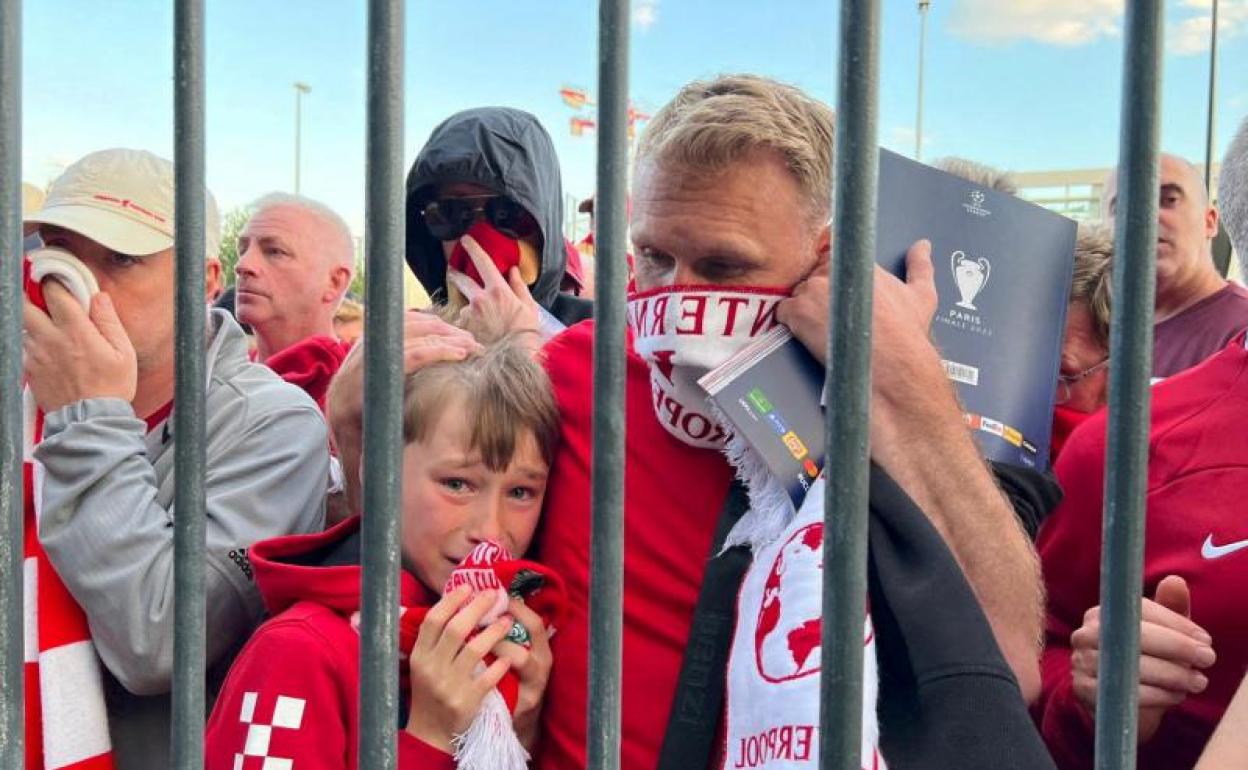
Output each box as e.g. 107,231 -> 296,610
951,250 -> 991,311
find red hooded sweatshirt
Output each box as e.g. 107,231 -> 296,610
255,335 -> 354,412
204,516 -> 454,769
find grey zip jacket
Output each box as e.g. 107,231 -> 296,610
33,309 -> 328,769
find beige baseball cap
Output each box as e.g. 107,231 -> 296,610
23,148 -> 221,259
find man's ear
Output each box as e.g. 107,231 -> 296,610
325,264 -> 353,303
204,259 -> 223,303
1207,205 -> 1220,241
815,222 -> 832,263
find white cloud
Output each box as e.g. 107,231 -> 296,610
633,0 -> 659,30
947,0 -> 1123,47
1169,0 -> 1248,56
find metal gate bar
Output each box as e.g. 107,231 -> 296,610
820,1 -> 880,767
172,0 -> 208,767
358,0 -> 406,767
0,0 -> 24,765
1095,3 -> 1163,769
587,1 -> 630,768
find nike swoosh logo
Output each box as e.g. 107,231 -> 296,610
1201,535 -> 1248,560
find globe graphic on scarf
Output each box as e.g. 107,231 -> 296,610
754,523 -> 825,683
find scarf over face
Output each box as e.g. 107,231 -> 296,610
22,251 -> 116,770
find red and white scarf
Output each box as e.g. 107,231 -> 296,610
22,254 -> 114,769
22,392 -> 115,770
723,476 -> 884,770
627,284 -> 787,448
393,541 -> 566,770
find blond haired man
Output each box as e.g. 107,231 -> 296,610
529,75 -> 1050,769
337,76 -> 1054,770
21,149 -> 327,769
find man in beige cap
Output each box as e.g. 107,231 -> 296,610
20,148 -> 328,770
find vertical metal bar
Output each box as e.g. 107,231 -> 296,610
0,0 -> 23,765
1204,0 -> 1219,195
587,0 -> 629,768
1094,3 -> 1163,769
172,0 -> 207,767
358,0 -> 404,767
820,1 -> 879,768
915,0 -> 929,162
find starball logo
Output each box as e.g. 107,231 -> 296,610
937,249 -> 995,339
962,188 -> 991,218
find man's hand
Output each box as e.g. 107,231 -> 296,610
776,239 -> 935,369
1070,575 -> 1216,743
327,309 -> 481,422
325,310 -> 482,515
488,598 -> 553,751
448,234 -> 542,343
23,281 -> 136,412
783,239 -> 1046,700
405,586 -> 514,752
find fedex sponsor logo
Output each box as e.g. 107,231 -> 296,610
627,292 -> 781,339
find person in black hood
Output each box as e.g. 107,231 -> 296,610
405,107 -> 594,327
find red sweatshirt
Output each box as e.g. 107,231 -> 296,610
535,321 -> 735,769
1036,337 -> 1248,769
204,517 -> 454,770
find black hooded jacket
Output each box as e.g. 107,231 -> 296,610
405,107 -> 594,326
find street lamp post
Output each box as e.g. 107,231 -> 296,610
916,0 -> 930,161
294,81 -> 311,194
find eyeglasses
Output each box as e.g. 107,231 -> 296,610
419,195 -> 537,242
1056,357 -> 1110,405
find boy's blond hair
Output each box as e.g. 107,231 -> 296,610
401,331 -> 560,471
325,311 -> 558,517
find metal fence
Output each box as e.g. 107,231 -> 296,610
0,0 -> 1165,768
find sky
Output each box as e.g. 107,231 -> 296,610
18,0 -> 1248,238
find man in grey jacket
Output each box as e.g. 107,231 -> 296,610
22,148 -> 328,769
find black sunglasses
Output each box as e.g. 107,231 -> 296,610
419,195 -> 537,241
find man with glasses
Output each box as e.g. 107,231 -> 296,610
1037,164 -> 1248,768
404,107 -> 592,328
1050,222 -> 1114,462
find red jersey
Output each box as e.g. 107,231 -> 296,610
1036,337 -> 1248,769
535,321 -> 734,770
205,517 -> 453,770
1153,283 -> 1248,379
